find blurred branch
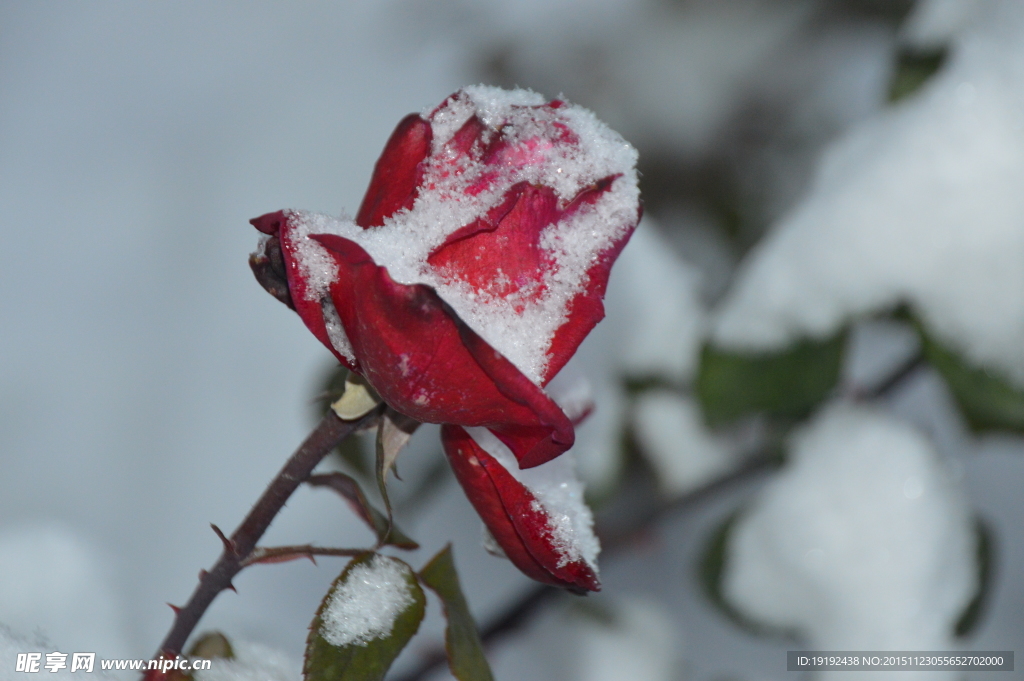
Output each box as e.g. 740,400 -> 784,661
153,406 -> 383,659
847,350 -> 926,402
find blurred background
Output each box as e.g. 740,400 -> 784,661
1,1 -> 1022,680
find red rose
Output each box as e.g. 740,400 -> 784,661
251,86 -> 639,591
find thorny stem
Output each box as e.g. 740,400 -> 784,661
391,350 -> 927,681
155,406 -> 383,658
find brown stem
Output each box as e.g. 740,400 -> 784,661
155,407 -> 382,658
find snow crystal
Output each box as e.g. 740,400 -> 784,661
722,405 -> 976,660
284,86 -> 639,385
320,297 -> 356,363
320,555 -> 413,647
285,211 -> 344,304
466,426 -> 600,571
631,390 -> 733,496
711,0 -> 1024,388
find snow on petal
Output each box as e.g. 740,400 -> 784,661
281,87 -> 639,385
722,404 -> 976,659
465,426 -> 600,573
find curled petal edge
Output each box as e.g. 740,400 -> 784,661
442,424 -> 600,593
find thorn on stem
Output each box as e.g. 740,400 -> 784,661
210,523 -> 236,555
167,603 -> 182,615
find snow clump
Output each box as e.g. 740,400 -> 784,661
722,405 -> 976,668
320,555 -> 413,647
711,0 -> 1024,388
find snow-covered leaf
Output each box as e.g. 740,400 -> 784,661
720,405 -> 976,651
695,332 -> 844,426
709,3 -> 1024,396
418,545 -> 494,681
920,324 -> 1024,433
305,553 -> 425,681
697,510 -> 795,640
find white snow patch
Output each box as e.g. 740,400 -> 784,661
320,297 -> 356,363
193,640 -> 299,681
901,0 -> 983,49
555,598 -> 680,681
711,0 -> 1024,388
722,404 -> 976,659
603,219 -> 706,382
283,86 -> 639,385
466,426 -> 600,571
0,523 -> 128,659
632,390 -> 734,496
320,555 -> 413,647
548,355 -> 629,494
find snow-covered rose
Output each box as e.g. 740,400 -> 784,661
250,86 -> 640,591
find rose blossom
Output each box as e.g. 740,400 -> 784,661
250,86 -> 639,591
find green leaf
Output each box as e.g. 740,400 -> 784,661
888,47 -> 948,103
419,545 -> 494,681
955,517 -> 995,638
695,332 -> 845,426
919,324 -> 1024,432
305,553 -> 426,681
697,510 -> 797,641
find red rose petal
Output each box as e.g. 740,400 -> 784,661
442,424 -> 600,593
427,182 -> 558,304
355,114 -> 432,228
543,180 -> 641,383
250,210 -> 359,372
312,234 -> 573,468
